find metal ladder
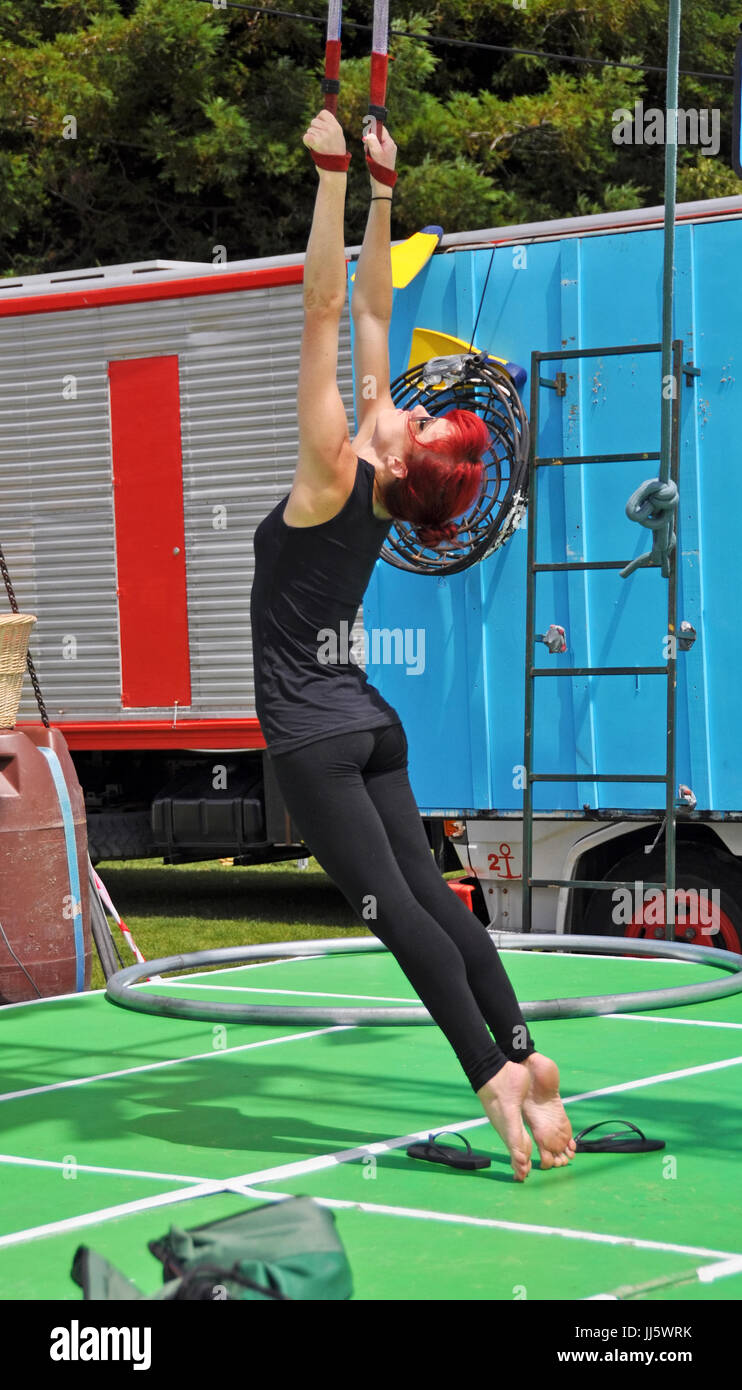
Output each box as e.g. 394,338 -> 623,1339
521,339 -> 687,939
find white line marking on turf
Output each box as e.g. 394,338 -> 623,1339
584,1251 -> 742,1298
698,1255 -> 742,1283
3,1051 -> 742,1252
201,1187 -> 741,1263
0,1154 -> 208,1184
151,983 -> 416,1002
563,1052 -> 742,1104
0,1182 -> 236,1248
0,1166 -> 737,1264
0,944 -> 698,1012
603,1013 -> 742,1031
499,950 -> 697,966
0,1024 -> 352,1104
166,954 -> 326,982
152,1051 -> 742,1188
0,987 -> 107,1010
0,954 -> 327,1009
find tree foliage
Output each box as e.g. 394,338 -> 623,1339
1,0 -> 740,275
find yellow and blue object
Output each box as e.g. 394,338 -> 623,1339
407,326 -> 527,393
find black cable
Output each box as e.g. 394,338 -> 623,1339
191,1 -> 735,83
0,919 -> 43,998
467,245 -> 496,355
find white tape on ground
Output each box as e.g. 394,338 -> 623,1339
563,1052 -> 742,1105
0,1153 -> 207,1184
0,1170 -> 737,1265
603,1013 -> 742,1031
0,953 -> 327,1009
211,1188 -> 741,1263
584,1251 -> 742,1298
2,1051 -> 742,1251
151,983 -> 416,1002
697,1254 -> 742,1283
0,1023 -> 353,1104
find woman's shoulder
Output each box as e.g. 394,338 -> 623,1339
283,443 -> 361,528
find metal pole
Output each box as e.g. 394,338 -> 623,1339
661,0 -> 683,939
522,355 -> 541,933
660,0 -> 682,488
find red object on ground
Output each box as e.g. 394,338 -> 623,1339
0,726 -> 91,1003
448,880 -> 474,911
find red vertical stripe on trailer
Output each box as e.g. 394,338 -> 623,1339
108,356 -> 191,709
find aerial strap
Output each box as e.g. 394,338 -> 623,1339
368,0 -> 390,125
311,2 -> 396,184
311,1 -> 351,172
320,0 -> 343,114
365,0 -> 397,186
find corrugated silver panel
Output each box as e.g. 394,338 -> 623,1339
0,282 -> 363,724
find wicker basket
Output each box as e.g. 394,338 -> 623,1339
0,613 -> 37,728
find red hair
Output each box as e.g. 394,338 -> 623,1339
379,409 -> 490,547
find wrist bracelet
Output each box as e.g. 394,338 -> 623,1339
370,196 -> 393,202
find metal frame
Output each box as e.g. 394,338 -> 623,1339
105,933 -> 742,1025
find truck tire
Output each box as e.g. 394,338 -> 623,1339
581,844 -> 742,952
87,810 -> 156,866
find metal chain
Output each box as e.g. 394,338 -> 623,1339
0,541 -> 50,728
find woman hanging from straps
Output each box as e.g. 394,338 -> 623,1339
249,93 -> 576,1181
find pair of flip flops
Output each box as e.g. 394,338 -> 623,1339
406,1120 -> 664,1170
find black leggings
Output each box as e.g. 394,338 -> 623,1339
269,722 -> 536,1093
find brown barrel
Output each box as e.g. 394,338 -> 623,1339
0,725 -> 91,1003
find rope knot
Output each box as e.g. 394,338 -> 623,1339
621,478 -> 679,579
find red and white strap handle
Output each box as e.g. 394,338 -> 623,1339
310,1 -> 397,186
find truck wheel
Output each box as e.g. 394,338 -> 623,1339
87,811 -> 155,865
581,845 -> 742,952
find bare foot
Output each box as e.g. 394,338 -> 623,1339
522,1052 -> 577,1170
476,1061 -> 533,1182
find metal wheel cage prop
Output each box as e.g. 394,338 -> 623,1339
106,934 -> 742,1026
381,354 -> 530,575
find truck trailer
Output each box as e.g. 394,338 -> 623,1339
3,193 -> 742,949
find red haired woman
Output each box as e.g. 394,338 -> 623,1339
250,110 -> 576,1181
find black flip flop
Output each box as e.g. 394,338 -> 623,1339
574,1120 -> 665,1153
406,1131 -> 491,1170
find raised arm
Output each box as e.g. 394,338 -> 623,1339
293,110 -> 354,501
351,124 -> 398,435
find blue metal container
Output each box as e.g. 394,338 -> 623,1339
357,210 -> 742,819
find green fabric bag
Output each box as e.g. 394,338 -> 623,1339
72,1196 -> 353,1301
71,1246 -> 147,1300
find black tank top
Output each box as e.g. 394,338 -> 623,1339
250,456 -> 401,755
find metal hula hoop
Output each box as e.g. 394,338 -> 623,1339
105,933 -> 742,1025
